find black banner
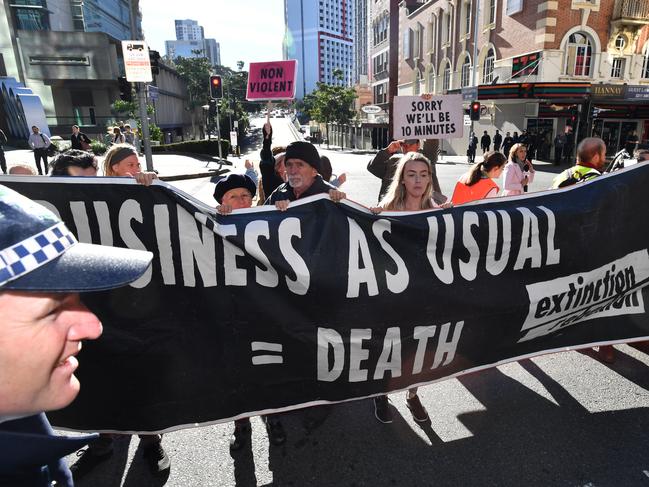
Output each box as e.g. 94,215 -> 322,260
2,165 -> 649,434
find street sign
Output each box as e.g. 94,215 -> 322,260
464,115 -> 471,126
246,60 -> 298,100
233,120 -> 239,128
392,94 -> 464,140
361,105 -> 382,114
147,85 -> 159,101
122,40 -> 152,83
230,130 -> 238,147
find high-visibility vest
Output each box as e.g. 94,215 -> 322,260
451,178 -> 499,205
551,165 -> 600,189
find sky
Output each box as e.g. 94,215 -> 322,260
139,0 -> 285,70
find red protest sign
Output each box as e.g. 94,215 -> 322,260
246,60 -> 298,100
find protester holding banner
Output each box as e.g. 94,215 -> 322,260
266,141 -> 345,209
451,151 -> 507,205
0,184 -> 152,487
102,143 -> 157,185
369,151 -> 452,423
212,173 -> 288,448
50,150 -> 99,177
367,139 -> 420,202
70,143 -> 168,480
502,143 -> 536,196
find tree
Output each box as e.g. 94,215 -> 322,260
305,69 -> 356,149
174,56 -> 214,138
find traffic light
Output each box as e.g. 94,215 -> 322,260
470,101 -> 481,121
210,75 -> 223,99
149,50 -> 160,75
208,98 -> 217,117
567,105 -> 578,127
118,76 -> 132,102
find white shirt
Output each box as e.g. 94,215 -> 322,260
28,132 -> 50,149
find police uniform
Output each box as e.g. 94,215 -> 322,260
551,164 -> 601,189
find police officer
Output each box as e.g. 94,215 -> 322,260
0,185 -> 153,486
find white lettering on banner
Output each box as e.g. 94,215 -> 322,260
518,249 -> 649,342
426,206 -> 560,284
119,199 -> 152,288
317,322 -> 464,383
154,204 -> 175,285
372,219 -> 409,294
244,220 -> 279,288
393,95 -> 464,140
177,205 -> 217,287
278,217 -> 311,295
347,217 -> 379,298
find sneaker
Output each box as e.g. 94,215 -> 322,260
69,448 -> 113,481
142,441 -> 171,474
265,416 -> 287,446
373,396 -> 393,424
406,394 -> 429,422
230,419 -> 251,452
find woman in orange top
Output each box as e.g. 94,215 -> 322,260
451,151 -> 507,205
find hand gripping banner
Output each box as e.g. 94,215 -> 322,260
2,164 -> 649,434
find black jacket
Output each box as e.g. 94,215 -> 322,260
266,175 -> 336,204
367,148 -> 403,202
0,413 -> 96,486
70,132 -> 91,150
259,128 -> 285,199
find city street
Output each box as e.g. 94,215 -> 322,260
34,118 -> 645,487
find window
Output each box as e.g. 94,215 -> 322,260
446,11 -> 452,44
564,32 -> 593,77
482,48 -> 495,83
11,1 -> 50,31
403,28 -> 412,60
614,35 -> 625,51
488,0 -> 497,24
414,71 -> 421,95
642,45 -> 649,79
611,57 -> 625,78
461,56 -> 471,87
464,2 -> 472,36
443,63 -> 451,91
374,83 -> 387,104
506,0 -> 523,15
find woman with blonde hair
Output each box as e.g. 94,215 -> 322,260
370,151 -> 450,425
373,152 -> 449,213
102,143 -> 157,185
451,150 -> 507,205
502,143 -> 535,196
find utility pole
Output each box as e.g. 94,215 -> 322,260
388,0 -> 399,141
470,0 -> 481,139
128,0 -> 154,171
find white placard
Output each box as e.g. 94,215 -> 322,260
122,40 -> 152,83
463,115 -> 472,126
393,94 -> 464,140
230,130 -> 238,147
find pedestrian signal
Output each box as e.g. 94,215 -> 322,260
210,75 -> 223,99
470,101 -> 481,121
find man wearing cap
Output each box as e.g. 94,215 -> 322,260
0,185 -> 152,486
367,139 -> 420,202
265,141 -> 345,210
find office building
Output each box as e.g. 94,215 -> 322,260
165,19 -> 221,67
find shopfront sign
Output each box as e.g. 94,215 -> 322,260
591,84 -> 626,99
625,85 -> 649,100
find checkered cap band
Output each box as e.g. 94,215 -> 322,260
0,222 -> 77,288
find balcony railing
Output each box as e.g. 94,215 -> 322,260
613,0 -> 649,22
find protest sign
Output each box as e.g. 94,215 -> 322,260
246,60 -> 298,100
393,94 -> 464,140
2,165 -> 649,433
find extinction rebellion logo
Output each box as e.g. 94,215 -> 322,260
519,250 -> 649,342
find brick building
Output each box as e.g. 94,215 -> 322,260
397,0 -> 649,158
